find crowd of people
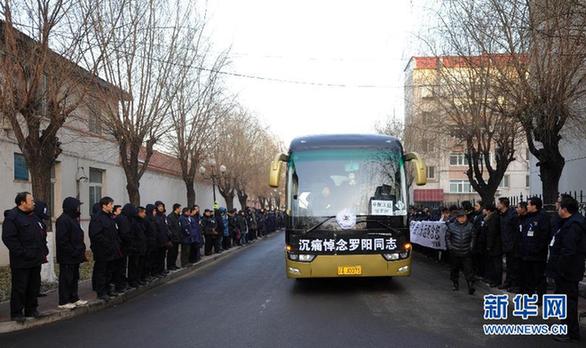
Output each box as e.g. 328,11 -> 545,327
2,191 -> 284,323
410,195 -> 586,342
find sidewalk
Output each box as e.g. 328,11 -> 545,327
0,232 -> 278,334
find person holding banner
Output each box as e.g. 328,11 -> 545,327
446,210 -> 475,295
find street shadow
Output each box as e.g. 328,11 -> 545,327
290,276 -> 405,296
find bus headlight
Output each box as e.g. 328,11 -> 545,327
383,253 -> 400,261
288,252 -> 299,261
298,254 -> 316,262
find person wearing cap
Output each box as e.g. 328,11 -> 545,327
2,192 -> 49,322
202,209 -> 220,255
189,205 -> 202,263
143,204 -> 159,279
55,197 -> 88,309
445,210 -> 476,294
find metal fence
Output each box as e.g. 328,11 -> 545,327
437,189 -> 586,216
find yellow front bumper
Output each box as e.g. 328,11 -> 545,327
285,253 -> 412,278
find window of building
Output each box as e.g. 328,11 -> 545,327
526,175 -> 530,188
449,180 -> 474,193
449,153 -> 468,166
88,112 -> 102,134
426,166 -> 436,179
89,167 -> 104,215
14,153 -> 29,181
499,174 -> 510,188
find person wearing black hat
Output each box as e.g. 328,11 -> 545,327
2,192 -> 49,322
55,197 -> 88,309
32,200 -> 50,298
446,210 -> 475,294
202,209 -> 219,255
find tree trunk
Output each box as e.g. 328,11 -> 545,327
125,175 -> 141,206
185,178 -> 196,207
220,192 -> 235,210
29,161 -> 52,207
237,190 -> 248,210
539,148 -> 565,207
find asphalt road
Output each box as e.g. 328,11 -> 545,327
0,232 -> 581,348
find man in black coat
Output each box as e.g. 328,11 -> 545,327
56,197 -> 88,309
89,196 -> 122,301
154,201 -> 172,275
166,203 -> 182,271
125,204 -> 147,287
2,192 -> 49,322
143,204 -> 158,280
497,197 -> 520,291
518,197 -> 550,299
483,204 -> 502,287
547,195 -> 585,343
446,210 -> 475,294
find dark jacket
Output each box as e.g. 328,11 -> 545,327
519,211 -> 551,262
167,211 -> 182,243
202,216 -> 217,236
116,204 -> 136,255
499,207 -> 519,254
179,215 -> 193,245
546,213 -> 586,282
89,209 -> 122,262
155,211 -> 171,248
144,204 -> 158,252
2,207 -> 49,269
214,213 -> 225,236
471,211 -> 485,254
190,214 -> 202,245
237,214 -> 248,234
122,204 -> 147,256
55,197 -> 86,264
446,220 -> 474,256
484,212 -> 502,257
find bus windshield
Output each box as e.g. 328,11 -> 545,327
287,148 -> 407,221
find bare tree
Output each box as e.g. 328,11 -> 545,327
430,0 -> 586,205
375,115 -> 404,140
0,0 -> 100,203
90,0 -> 189,205
166,25 -> 230,206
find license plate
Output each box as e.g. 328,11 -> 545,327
337,265 -> 362,275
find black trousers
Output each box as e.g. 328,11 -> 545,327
472,252 -> 486,278
222,235 -> 232,250
128,255 -> 144,285
519,259 -> 546,297
189,242 -> 201,263
554,278 -> 580,340
504,252 -> 521,287
167,242 -> 179,268
449,254 -> 474,282
110,257 -> 126,291
10,266 -> 41,317
487,255 -> 503,286
92,260 -> 113,297
153,247 -> 166,274
204,235 -> 221,255
180,244 -> 191,267
58,263 -> 80,305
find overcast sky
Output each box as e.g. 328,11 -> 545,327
205,0 -> 427,145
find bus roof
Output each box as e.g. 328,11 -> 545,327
289,134 -> 403,153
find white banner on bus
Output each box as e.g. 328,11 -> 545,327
409,221 -> 447,250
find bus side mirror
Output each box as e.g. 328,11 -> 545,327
404,152 -> 427,186
269,153 -> 288,188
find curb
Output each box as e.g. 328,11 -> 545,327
0,233 -> 278,334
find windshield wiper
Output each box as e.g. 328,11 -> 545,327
304,216 -> 336,233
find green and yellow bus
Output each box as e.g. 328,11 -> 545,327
269,134 -> 427,279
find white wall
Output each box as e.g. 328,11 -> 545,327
0,127 -> 240,266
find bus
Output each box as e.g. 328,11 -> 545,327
269,134 -> 427,279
